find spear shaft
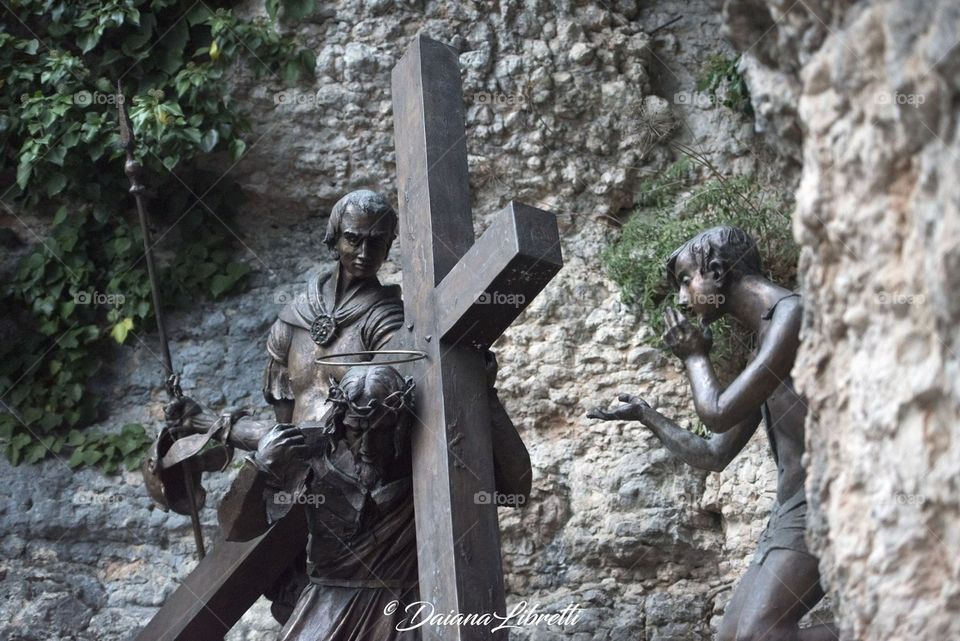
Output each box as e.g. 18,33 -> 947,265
117,84 -> 205,560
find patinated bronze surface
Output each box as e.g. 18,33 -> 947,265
588,226 -> 837,641
388,35 -> 561,640
219,364 -> 422,640
118,83 -> 207,559
136,34 -> 563,641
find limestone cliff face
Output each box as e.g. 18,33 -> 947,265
728,0 -> 960,638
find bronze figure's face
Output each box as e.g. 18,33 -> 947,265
672,248 -> 725,323
341,407 -> 390,434
335,205 -> 394,281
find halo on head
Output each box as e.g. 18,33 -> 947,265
315,349 -> 428,367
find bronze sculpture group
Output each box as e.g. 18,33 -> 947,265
132,34 -> 833,641
156,190 -> 535,640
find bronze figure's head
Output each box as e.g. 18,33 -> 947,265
324,190 -> 398,281
326,364 -> 415,458
665,225 -> 762,323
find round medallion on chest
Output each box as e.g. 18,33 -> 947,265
310,313 -> 338,346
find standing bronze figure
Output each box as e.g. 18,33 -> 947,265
589,226 -> 837,641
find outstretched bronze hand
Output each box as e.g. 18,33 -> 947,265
662,307 -> 713,360
587,393 -> 652,422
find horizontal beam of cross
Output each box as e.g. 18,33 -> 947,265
435,201 -> 562,349
134,506 -> 307,641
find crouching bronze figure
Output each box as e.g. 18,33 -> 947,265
589,226 -> 837,641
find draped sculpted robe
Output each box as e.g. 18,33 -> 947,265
264,264 -> 404,419
222,263 -> 419,638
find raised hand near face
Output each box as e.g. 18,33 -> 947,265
662,306 -> 713,360
587,393 -> 652,422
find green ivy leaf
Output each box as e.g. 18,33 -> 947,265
266,0 -> 280,20
16,162 -> 33,190
209,273 -> 233,298
78,30 -> 102,54
45,172 -> 67,196
52,206 -> 68,226
283,59 -> 301,83
68,449 -> 85,468
229,138 -> 246,161
281,0 -> 316,21
110,317 -> 134,344
200,128 -> 219,153
24,441 -> 47,464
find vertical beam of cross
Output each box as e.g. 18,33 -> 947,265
392,34 -> 501,640
391,34 -> 562,640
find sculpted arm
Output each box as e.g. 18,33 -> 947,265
663,303 -> 801,432
219,318 -> 302,539
202,317 -> 296,450
588,395 -> 761,472
264,318 -> 296,424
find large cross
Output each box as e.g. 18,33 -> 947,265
389,34 -> 562,640
132,34 -> 561,641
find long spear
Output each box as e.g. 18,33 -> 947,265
117,83 -> 206,560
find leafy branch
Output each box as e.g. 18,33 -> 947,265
0,0 -> 316,472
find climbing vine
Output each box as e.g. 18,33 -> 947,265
697,54 -> 753,116
0,0 -> 316,472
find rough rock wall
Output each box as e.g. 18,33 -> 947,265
727,0 -> 960,639
0,1 -> 797,640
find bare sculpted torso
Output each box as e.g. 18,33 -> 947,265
756,293 -> 806,504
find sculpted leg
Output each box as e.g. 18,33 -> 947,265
732,549 -> 829,641
717,564 -> 761,641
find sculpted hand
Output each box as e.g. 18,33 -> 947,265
662,307 -> 713,360
587,393 -> 651,422
163,395 -> 209,435
254,423 -> 307,474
